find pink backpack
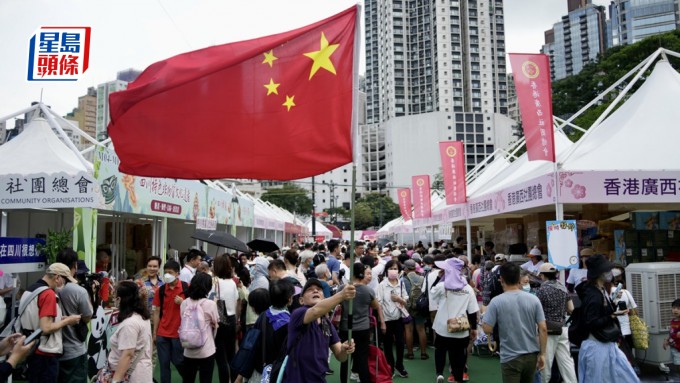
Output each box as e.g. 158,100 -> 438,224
179,298 -> 209,349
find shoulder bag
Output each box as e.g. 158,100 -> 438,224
446,290 -> 470,333
214,278 -> 230,326
91,344 -> 145,383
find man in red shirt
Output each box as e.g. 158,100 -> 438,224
152,259 -> 188,383
20,263 -> 82,383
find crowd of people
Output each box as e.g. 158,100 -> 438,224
0,237 -> 661,383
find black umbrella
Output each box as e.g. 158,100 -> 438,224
191,229 -> 250,253
247,238 -> 280,253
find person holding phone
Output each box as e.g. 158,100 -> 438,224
0,333 -> 36,381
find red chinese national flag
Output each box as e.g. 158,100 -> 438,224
411,175 -> 431,219
397,188 -> 413,221
439,141 -> 467,205
509,54 -> 555,162
108,6 -> 358,180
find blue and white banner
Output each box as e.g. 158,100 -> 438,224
0,237 -> 47,272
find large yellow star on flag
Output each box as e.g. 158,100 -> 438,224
262,50 -> 278,67
283,95 -> 296,111
264,78 -> 280,96
303,32 -> 339,80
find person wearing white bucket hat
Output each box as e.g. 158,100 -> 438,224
521,247 -> 545,275
430,257 -> 479,383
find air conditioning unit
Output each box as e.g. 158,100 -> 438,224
626,262 -> 680,364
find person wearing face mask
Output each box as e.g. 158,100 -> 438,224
377,260 -> 409,378
575,254 -> 638,382
152,259 -> 189,383
18,262 -> 82,383
520,270 -> 534,294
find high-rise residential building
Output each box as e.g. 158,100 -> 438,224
52,118 -> 86,151
506,73 -> 520,124
541,2 -> 607,81
96,80 -> 128,140
610,0 -> 680,46
95,70 -> 141,140
68,87 -> 97,146
362,0 -> 513,198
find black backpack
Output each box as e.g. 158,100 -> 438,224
488,267 -> 504,301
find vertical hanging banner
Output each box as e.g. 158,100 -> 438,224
411,175 -> 432,219
439,141 -> 467,205
397,188 -> 413,221
509,54 -> 555,162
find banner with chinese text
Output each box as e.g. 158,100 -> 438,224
546,220 -> 579,270
0,237 -> 47,272
397,188 -> 413,221
94,147 -> 207,220
439,141 -> 467,204
509,54 -> 555,162
558,171 -> 680,203
411,175 -> 432,219
0,172 -> 97,209
467,174 -> 555,219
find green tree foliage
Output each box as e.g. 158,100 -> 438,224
353,193 -> 401,229
261,183 -> 313,215
354,203 -> 374,229
552,30 -> 680,140
431,168 -> 444,192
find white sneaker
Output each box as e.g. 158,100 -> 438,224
436,375 -> 445,383
350,372 -> 360,381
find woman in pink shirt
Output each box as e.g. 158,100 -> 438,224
181,272 -> 219,383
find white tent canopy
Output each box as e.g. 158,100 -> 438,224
562,60 -> 680,171
0,117 -> 90,175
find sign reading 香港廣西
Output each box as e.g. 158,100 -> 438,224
0,238 -> 47,272
546,220 -> 579,270
0,172 -> 97,209
558,171 -> 680,203
27,26 -> 91,82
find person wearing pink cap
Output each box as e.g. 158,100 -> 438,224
430,258 -> 479,383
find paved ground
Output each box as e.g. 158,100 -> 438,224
150,345 -> 680,382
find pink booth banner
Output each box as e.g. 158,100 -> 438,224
397,188 -> 413,221
467,174 -> 556,219
439,141 -> 467,204
509,54 -> 556,163
412,175 -> 432,219
557,171 -> 680,203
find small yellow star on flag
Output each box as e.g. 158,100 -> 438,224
303,32 -> 339,80
283,95 -> 296,111
262,50 -> 278,67
264,78 -> 280,95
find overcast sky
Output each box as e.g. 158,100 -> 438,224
0,0 -> 609,122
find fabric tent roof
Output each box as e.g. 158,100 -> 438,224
0,117 -> 90,175
562,60 -> 680,171
468,130 -> 573,197
305,219 -> 332,235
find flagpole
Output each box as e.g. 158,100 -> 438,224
345,5 -> 361,372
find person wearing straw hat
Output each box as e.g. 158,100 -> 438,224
535,263 -> 577,383
430,257 -> 479,383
